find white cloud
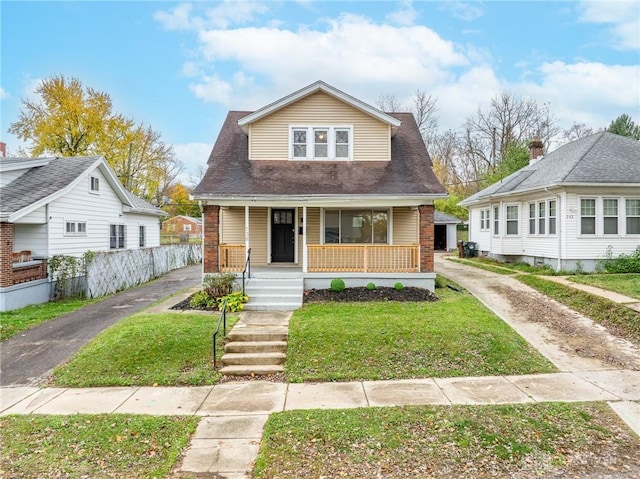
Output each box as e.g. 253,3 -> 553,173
578,1 -> 640,50
386,0 -> 418,26
440,1 -> 485,22
173,142 -> 212,181
154,1 -> 269,31
0,87 -> 8,99
154,3 -> 200,31
518,61 -> 640,128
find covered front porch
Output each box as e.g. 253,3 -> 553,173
201,202 -> 436,294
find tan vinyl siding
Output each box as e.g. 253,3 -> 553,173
220,207 -> 245,244
392,207 -> 418,245
249,91 -> 391,161
299,208 -> 321,255
249,208 -> 268,265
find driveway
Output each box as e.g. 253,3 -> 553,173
0,264 -> 202,387
435,254 -> 640,372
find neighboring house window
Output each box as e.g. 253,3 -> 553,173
480,208 -> 490,232
506,205 -> 519,235
627,199 -> 640,234
139,226 -> 146,247
291,126 -> 352,160
603,198 -> 618,235
538,201 -> 546,235
110,224 -> 126,249
493,206 -> 499,235
65,221 -> 87,236
183,224 -> 192,232
90,176 -> 100,193
528,203 -> 536,235
324,209 -> 388,244
548,200 -> 557,235
580,198 -> 596,235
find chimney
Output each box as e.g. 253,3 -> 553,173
0,142 -> 6,158
528,137 -> 544,163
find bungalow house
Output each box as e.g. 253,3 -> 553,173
459,132 -> 640,272
0,155 -> 167,310
192,80 -> 447,310
161,215 -> 203,240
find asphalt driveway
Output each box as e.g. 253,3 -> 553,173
0,264 -> 202,386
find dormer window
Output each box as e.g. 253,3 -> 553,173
290,126 -> 352,160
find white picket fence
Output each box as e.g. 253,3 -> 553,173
86,244 -> 201,298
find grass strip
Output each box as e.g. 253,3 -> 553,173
285,288 -> 555,382
254,402 -> 640,479
448,257 -> 516,275
0,414 -> 198,479
567,273 -> 640,300
518,275 -> 640,346
0,298 -> 97,341
51,312 -> 237,387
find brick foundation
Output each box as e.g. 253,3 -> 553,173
203,205 -> 220,274
0,223 -> 15,287
418,205 -> 434,273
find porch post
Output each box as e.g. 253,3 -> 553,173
418,205 -> 435,272
203,205 -> 220,273
302,206 -> 308,272
244,206 -> 250,258
0,222 -> 15,287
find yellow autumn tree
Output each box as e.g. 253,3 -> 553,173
8,75 -> 182,201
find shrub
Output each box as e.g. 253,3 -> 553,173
203,272 -> 236,298
366,282 -> 376,291
218,291 -> 249,312
435,275 -> 447,289
189,290 -> 216,309
599,246 -> 640,273
394,282 -> 404,291
330,278 -> 346,293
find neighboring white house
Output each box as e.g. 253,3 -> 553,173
0,155 -> 168,310
459,132 -> 640,272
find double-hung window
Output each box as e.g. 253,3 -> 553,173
548,200 -> 557,235
110,224 -> 126,249
480,208 -> 490,232
90,176 -> 100,193
291,126 -> 352,160
603,198 -> 618,235
493,206 -> 499,235
65,221 -> 87,236
528,203 -> 536,235
139,226 -> 146,247
580,198 -> 596,235
324,209 -> 388,244
626,199 -> 640,234
506,205 -> 519,235
538,201 -> 546,235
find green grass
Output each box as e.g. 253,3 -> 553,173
285,288 -> 555,382
51,312 -> 237,387
518,275 -> 640,347
0,414 -> 198,478
568,273 -> 640,300
254,402 -> 640,479
451,256 -> 558,275
0,298 -> 97,341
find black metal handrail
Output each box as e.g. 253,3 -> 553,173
212,299 -> 228,368
242,248 -> 252,296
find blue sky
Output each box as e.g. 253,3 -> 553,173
2,1 -> 639,180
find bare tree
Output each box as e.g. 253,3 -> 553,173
561,122 -> 596,144
412,89 -> 438,149
376,93 -> 403,112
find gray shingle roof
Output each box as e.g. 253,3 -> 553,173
461,132 -> 640,205
0,156 -> 166,219
434,211 -> 462,223
193,111 -> 447,199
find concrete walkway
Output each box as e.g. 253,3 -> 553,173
542,274 -> 640,312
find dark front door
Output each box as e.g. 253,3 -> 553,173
271,209 -> 295,262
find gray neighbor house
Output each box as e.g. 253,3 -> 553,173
460,132 -> 640,272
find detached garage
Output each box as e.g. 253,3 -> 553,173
434,211 -> 461,252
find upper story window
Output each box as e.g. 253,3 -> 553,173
90,176 -> 100,193
291,126 -> 352,160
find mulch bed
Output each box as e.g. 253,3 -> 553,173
304,286 -> 438,303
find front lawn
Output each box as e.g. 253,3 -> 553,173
0,298 -> 97,342
51,312 -> 237,387
567,273 -> 640,300
254,402 -> 640,479
0,414 -> 198,478
285,288 -> 555,382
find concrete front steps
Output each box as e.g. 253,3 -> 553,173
220,311 -> 291,377
243,274 -> 303,311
